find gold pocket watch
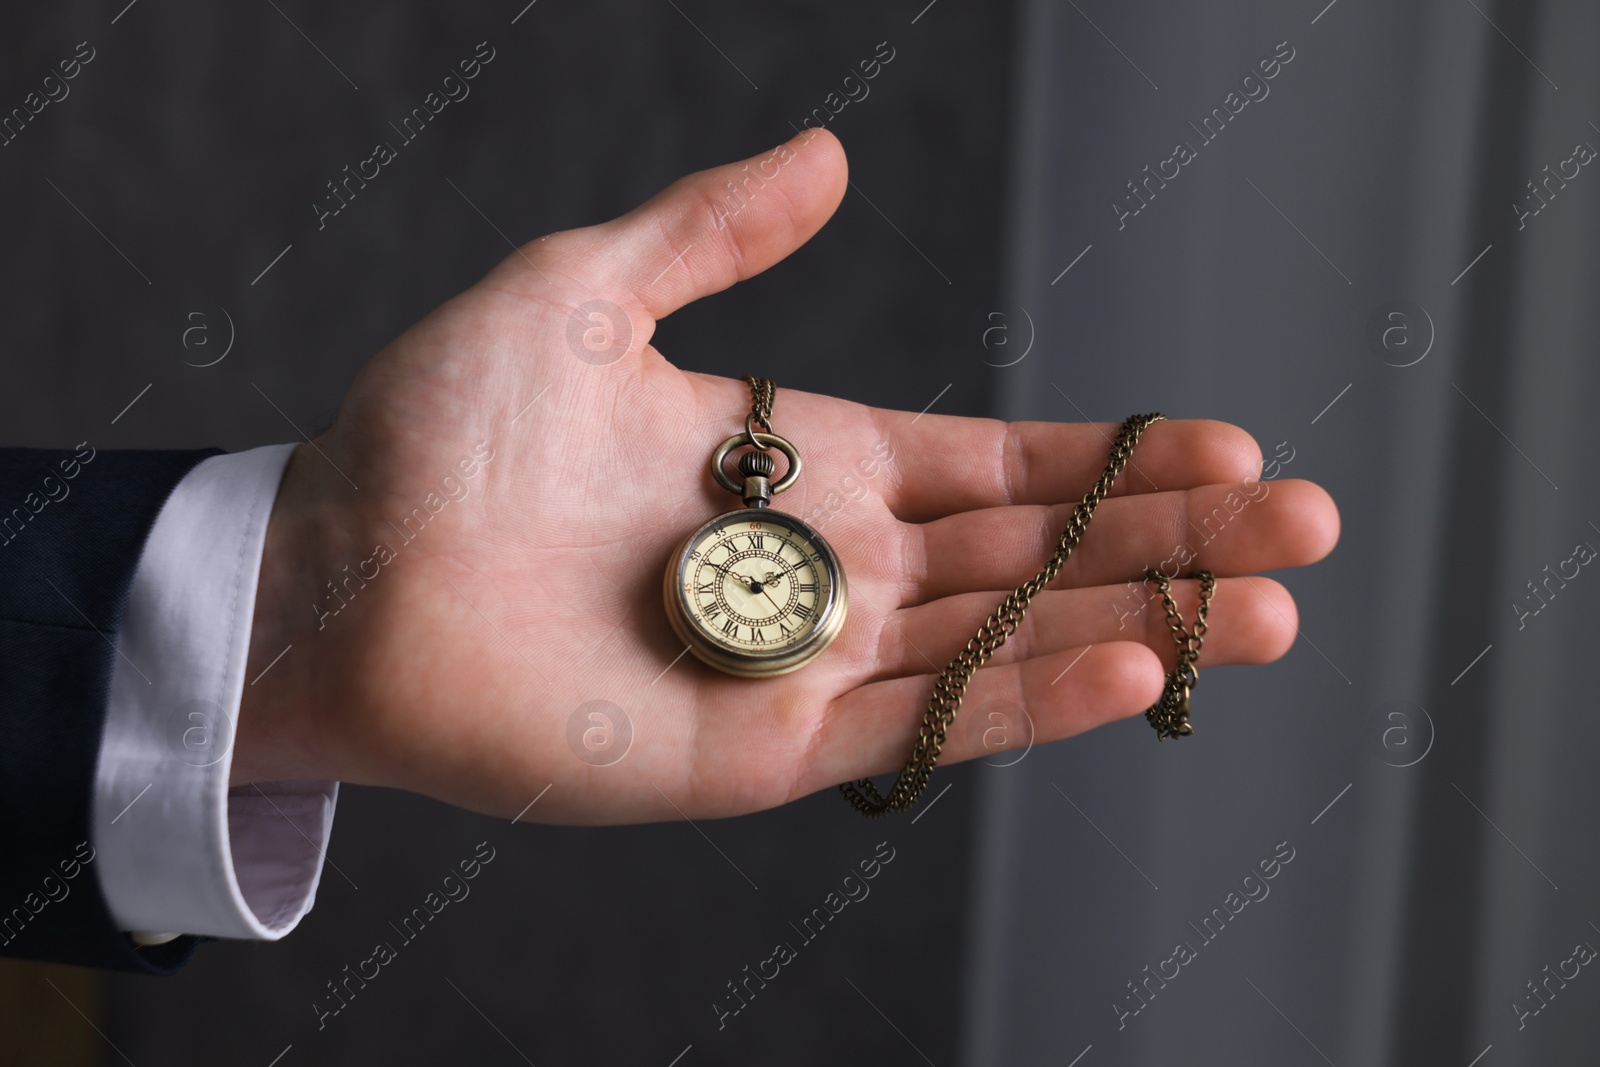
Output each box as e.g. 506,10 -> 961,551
663,377 -> 847,677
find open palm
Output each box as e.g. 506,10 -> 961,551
235,129 -> 1339,824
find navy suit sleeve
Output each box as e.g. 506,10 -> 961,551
0,444 -> 221,974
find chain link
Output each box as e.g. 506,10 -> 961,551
839,412 -> 1170,817
1141,567 -> 1214,740
742,375 -> 776,449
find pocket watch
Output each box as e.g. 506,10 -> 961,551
663,377 -> 848,678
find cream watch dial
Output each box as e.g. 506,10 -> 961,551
666,508 -> 847,676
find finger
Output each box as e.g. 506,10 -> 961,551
904,478 -> 1338,604
873,415 -> 1264,522
875,577 -> 1296,681
806,642 -> 1165,794
525,128 -> 848,322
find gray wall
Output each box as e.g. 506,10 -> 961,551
968,1 -> 1600,1064
14,1 -> 1595,1063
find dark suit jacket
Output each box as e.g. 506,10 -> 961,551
0,445 -> 220,974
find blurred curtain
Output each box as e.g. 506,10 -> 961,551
964,0 -> 1600,1063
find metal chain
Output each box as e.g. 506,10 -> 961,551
1141,568 -> 1215,740
840,412 -> 1170,817
742,375 -> 776,449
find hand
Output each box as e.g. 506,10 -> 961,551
729,569 -> 779,597
717,562 -> 754,590
232,128 -> 1340,824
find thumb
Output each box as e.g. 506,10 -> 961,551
527,128 -> 848,322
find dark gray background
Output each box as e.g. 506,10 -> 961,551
4,1 -> 1012,1063
8,0 -> 1600,1065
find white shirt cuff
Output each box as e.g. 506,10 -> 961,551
93,443 -> 341,941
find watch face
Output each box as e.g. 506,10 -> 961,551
665,509 -> 847,676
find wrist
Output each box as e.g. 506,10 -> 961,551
231,442 -> 345,787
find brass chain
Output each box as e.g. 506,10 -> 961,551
742,375 -> 776,449
839,412 -> 1171,817
1141,567 -> 1215,740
